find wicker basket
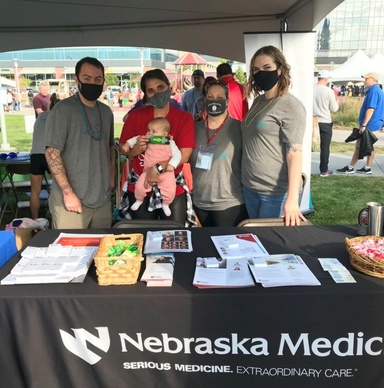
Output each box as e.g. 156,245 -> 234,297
95,234 -> 144,285
345,235 -> 384,278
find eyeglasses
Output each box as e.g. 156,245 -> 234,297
0,152 -> 18,160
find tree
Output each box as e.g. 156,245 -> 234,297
234,67 -> 246,85
20,77 -> 32,90
105,73 -> 119,86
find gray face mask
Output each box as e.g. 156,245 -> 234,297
146,89 -> 171,109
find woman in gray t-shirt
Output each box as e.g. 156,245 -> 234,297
241,45 -> 307,226
190,81 -> 248,226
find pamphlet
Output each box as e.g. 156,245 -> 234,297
248,254 -> 321,287
144,230 -> 192,254
318,258 -> 356,283
193,257 -> 255,288
211,234 -> 268,259
140,253 -> 175,287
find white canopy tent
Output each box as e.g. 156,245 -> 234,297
0,0 -> 343,61
330,49 -> 383,83
0,76 -> 15,88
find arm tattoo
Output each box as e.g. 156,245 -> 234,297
286,143 -> 302,153
45,147 -> 72,192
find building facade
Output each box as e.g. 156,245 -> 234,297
315,0 -> 384,67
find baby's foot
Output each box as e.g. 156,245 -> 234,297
131,201 -> 143,211
162,204 -> 171,216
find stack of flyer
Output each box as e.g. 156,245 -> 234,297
144,230 -> 192,254
248,254 -> 321,287
140,254 -> 175,287
192,257 -> 255,288
1,244 -> 97,285
0,233 -> 107,285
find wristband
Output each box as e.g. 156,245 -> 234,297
361,125 -> 366,127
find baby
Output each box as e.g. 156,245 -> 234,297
122,117 -> 181,216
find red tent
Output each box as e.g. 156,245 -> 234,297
172,52 -> 208,66
172,52 -> 208,90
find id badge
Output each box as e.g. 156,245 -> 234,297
196,145 -> 214,170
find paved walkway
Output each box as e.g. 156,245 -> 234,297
312,128 -> 384,177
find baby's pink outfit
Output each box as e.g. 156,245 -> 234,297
135,143 -> 176,205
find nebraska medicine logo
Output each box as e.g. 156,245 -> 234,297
60,327 -> 110,365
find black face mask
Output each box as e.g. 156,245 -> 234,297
252,69 -> 279,91
78,80 -> 103,101
205,99 -> 227,116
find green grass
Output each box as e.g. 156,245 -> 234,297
0,115 -> 123,151
306,175 -> 384,225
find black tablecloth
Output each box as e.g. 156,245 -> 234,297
0,225 -> 383,388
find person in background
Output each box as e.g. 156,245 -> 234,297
106,86 -> 114,111
190,81 -> 247,226
30,93 -> 60,219
45,57 -> 115,229
27,89 -> 34,107
33,81 -> 51,118
193,76 -> 216,122
336,72 -> 384,175
119,69 -> 195,225
117,89 -> 123,108
313,70 -> 339,177
241,45 -> 307,226
216,62 -> 249,120
182,69 -> 205,119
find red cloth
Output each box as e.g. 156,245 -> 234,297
119,105 -> 195,195
220,75 -> 249,121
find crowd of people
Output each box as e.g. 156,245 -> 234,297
30,46 -> 375,228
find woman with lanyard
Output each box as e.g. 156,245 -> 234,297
241,45 -> 307,226
190,81 -> 248,226
119,69 -> 195,225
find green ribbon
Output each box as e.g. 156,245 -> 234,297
108,241 -> 139,257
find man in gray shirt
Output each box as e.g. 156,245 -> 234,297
45,57 -> 115,229
182,69 -> 205,120
313,70 -> 339,176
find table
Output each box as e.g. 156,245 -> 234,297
0,225 -> 383,388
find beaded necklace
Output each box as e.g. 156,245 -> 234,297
244,95 -> 276,128
76,93 -> 104,141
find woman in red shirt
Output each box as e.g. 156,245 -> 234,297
119,69 -> 195,225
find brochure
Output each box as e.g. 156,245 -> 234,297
211,233 -> 268,259
248,254 -> 321,287
193,257 -> 255,289
140,254 -> 175,287
144,230 -> 192,254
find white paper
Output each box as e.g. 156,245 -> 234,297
248,254 -> 321,287
141,254 -> 175,287
193,257 -> 255,288
211,234 -> 268,259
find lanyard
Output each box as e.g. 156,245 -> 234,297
206,113 -> 228,144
